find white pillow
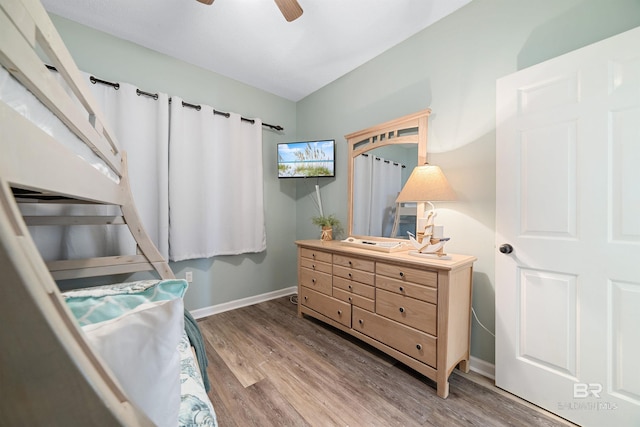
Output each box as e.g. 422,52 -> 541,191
82,298 -> 184,427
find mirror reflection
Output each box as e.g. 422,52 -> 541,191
351,144 -> 417,238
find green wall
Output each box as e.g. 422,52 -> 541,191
51,0 -> 640,366
295,0 -> 640,364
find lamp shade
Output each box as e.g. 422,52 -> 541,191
396,164 -> 456,203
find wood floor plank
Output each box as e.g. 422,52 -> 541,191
200,310 -> 266,387
258,358 -> 355,426
198,296 -> 575,427
200,330 -> 241,427
241,375 -> 310,427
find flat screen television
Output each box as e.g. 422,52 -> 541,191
277,139 -> 335,178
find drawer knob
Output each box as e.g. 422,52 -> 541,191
312,253 -> 316,258
399,307 -> 405,313
337,310 -> 342,316
312,278 -> 316,284
304,296 -> 308,301
416,344 -> 422,351
312,264 -> 316,270
358,319 -> 364,325
348,273 -> 352,279
348,297 -> 352,302
348,285 -> 352,290
348,260 -> 352,266
399,286 -> 404,292
399,272 -> 405,278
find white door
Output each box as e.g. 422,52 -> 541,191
496,27 -> 640,427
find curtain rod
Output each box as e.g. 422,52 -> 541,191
363,153 -> 405,167
375,156 -> 405,168
170,99 -> 280,129
45,64 -> 284,131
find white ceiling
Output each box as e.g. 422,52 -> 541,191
41,0 -> 471,102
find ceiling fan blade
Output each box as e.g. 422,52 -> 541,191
196,0 -> 214,5
274,0 -> 303,22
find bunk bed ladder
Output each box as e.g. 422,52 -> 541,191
17,155 -> 174,281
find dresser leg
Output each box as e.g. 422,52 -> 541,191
458,359 -> 470,373
436,380 -> 450,398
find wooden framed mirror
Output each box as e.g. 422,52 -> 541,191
345,109 -> 430,239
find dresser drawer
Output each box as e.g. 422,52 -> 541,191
299,268 -> 332,295
300,247 -> 332,263
376,262 -> 438,288
300,256 -> 332,274
333,265 -> 374,285
333,276 -> 375,299
332,254 -> 375,272
334,287 -> 375,312
352,307 -> 436,368
376,289 -> 437,335
376,275 -> 437,304
300,287 -> 351,327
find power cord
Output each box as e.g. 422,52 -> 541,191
289,294 -> 298,305
471,307 -> 495,338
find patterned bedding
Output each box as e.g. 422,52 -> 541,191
178,332 -> 218,427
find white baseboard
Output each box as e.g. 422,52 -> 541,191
469,355 -> 495,380
189,286 -> 297,319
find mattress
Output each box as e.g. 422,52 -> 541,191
0,65 -> 119,183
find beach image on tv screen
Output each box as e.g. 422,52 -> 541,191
278,140 -> 334,178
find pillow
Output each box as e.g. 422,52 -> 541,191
82,298 -> 184,427
63,279 -> 188,326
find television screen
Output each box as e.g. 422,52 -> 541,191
277,139 -> 335,178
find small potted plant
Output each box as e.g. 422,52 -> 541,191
311,214 -> 341,241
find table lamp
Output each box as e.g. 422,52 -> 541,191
395,164 -> 456,258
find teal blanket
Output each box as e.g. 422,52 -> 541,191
184,309 -> 210,392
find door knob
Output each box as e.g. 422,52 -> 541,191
499,243 -> 514,254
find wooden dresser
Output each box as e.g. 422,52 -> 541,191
296,239 -> 476,398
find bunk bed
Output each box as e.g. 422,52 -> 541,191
0,0 -> 217,425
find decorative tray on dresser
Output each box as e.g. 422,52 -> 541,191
296,239 -> 476,398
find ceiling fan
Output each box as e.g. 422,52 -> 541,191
195,0 -> 303,22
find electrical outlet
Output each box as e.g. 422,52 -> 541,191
185,271 -> 193,283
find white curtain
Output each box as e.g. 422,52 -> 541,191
20,72 -> 170,260
352,154 -> 372,235
370,157 -> 402,236
352,154 -> 402,236
89,79 -> 170,259
168,97 -> 265,261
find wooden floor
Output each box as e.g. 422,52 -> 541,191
198,296 -> 574,427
